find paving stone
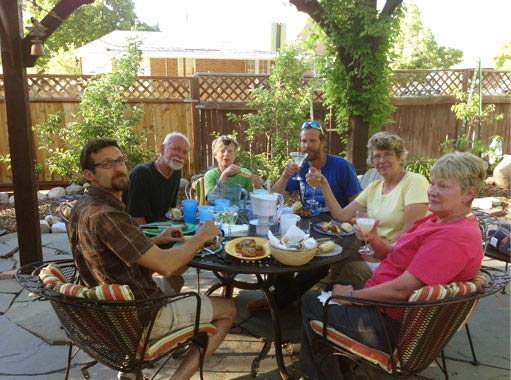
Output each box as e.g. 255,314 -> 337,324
0,316 -> 69,375
0,258 -> 16,273
0,278 -> 22,293
0,293 -> 15,314
5,297 -> 67,344
0,239 -> 18,258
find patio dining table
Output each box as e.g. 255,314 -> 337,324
188,216 -> 360,379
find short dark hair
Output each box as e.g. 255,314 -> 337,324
80,139 -> 120,171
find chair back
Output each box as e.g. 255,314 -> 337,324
186,174 -> 207,206
16,260 -> 216,377
396,297 -> 478,373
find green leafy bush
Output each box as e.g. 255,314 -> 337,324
35,41 -> 151,181
404,158 -> 435,180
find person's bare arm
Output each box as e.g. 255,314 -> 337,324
136,220 -> 218,276
307,167 -> 360,222
271,160 -> 298,195
332,270 -> 424,305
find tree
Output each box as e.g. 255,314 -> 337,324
229,45 -> 315,180
22,0 -> 158,72
494,42 -> 511,70
391,2 -> 462,69
291,0 -> 403,170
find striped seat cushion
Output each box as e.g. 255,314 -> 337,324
142,323 -> 217,360
39,264 -> 134,301
310,273 -> 486,373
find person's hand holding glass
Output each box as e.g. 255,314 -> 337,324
289,152 -> 308,180
355,209 -> 376,256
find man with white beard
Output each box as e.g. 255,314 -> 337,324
124,132 -> 190,225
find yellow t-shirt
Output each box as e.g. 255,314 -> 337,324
355,171 -> 429,243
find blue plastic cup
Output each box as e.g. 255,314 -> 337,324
214,198 -> 230,208
182,199 -> 198,224
198,205 -> 214,222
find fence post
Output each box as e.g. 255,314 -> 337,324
191,75 -> 200,177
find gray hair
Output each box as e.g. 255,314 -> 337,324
367,132 -> 408,166
163,132 -> 190,146
431,152 -> 486,193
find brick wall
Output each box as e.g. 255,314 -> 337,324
150,58 -> 179,76
196,59 -> 246,73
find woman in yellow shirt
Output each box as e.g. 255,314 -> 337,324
307,132 -> 429,281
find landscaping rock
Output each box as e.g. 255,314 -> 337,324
493,155 -> 511,189
40,220 -> 50,234
0,192 -> 8,205
180,178 -> 189,190
50,222 -> 67,234
66,183 -> 83,195
47,187 -> 66,200
37,191 -> 48,201
44,215 -> 58,226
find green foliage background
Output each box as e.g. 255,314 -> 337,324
229,46 -> 315,180
35,41 -> 151,181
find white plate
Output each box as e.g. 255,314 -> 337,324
315,243 -> 342,257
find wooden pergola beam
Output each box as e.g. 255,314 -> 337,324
0,0 -> 93,266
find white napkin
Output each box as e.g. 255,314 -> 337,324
268,227 -> 317,251
222,224 -> 249,237
318,291 -> 343,306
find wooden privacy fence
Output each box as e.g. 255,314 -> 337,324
0,69 -> 509,188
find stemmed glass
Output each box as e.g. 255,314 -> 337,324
355,209 -> 375,255
289,152 -> 308,180
220,205 -> 239,239
306,169 -> 321,210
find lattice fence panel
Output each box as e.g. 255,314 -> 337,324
128,77 -> 191,99
198,74 -> 269,102
481,71 -> 511,95
391,70 -> 464,96
28,75 -> 88,99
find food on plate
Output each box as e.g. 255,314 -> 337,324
203,240 -> 220,251
319,221 -> 353,234
318,241 -> 336,253
295,207 -> 313,217
340,222 -> 353,233
234,238 -> 265,257
291,201 -> 303,213
169,208 -> 183,220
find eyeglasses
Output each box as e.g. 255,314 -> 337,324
301,121 -> 324,134
371,152 -> 395,162
92,156 -> 129,170
221,137 -> 239,147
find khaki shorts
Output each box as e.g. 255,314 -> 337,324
151,294 -> 213,339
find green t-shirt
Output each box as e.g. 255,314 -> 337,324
204,167 -> 253,195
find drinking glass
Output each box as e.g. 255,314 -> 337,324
221,206 -> 239,239
306,169 -> 321,210
289,152 -> 308,180
355,209 -> 375,255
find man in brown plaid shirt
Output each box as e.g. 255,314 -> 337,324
69,138 -> 236,380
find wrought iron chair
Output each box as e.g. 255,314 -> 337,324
49,193 -> 84,223
310,266 -> 509,380
16,259 -> 216,380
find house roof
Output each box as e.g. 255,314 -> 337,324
74,30 -> 278,60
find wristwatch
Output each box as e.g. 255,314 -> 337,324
347,290 -> 355,298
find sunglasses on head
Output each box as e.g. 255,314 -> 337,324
221,137 -> 239,147
301,121 -> 324,133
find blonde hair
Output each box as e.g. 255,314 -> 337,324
367,132 -> 408,165
212,135 -> 239,156
431,152 -> 486,193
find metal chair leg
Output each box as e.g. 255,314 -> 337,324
465,324 -> 478,365
196,268 -> 201,293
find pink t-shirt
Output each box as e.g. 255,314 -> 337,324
365,214 -> 483,289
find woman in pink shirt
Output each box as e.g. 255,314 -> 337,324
299,151 -> 486,380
